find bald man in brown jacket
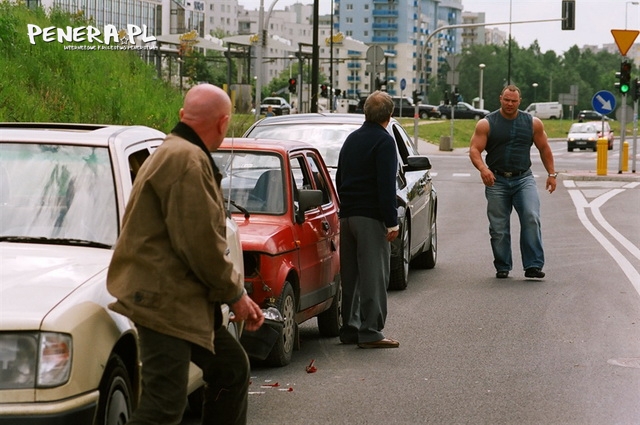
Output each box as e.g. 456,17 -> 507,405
107,84 -> 263,425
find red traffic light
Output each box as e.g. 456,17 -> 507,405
288,78 -> 297,93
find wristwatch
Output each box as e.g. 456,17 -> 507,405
548,173 -> 558,178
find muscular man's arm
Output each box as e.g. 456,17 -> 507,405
469,118 -> 495,187
531,117 -> 557,193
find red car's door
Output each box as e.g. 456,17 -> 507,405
289,152 -> 338,312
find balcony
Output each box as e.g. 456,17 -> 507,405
372,9 -> 398,17
372,36 -> 398,43
347,62 -> 361,69
372,23 -> 398,30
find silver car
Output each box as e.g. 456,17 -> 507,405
244,113 -> 437,290
0,123 -> 243,424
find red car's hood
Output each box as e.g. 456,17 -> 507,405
0,242 -> 112,330
234,216 -> 298,255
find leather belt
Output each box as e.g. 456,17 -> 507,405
492,169 -> 528,178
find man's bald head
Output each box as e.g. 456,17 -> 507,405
179,84 -> 232,151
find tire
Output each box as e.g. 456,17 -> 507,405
411,211 -> 437,269
419,111 -> 429,119
265,282 -> 296,367
96,354 -> 133,425
317,274 -> 342,337
388,220 -> 409,290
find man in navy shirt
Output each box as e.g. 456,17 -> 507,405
337,91 -> 400,349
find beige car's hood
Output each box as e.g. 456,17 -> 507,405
0,242 -> 112,330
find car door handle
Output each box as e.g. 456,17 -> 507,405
322,221 -> 330,232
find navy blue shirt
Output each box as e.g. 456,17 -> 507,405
485,110 -> 534,172
336,121 -> 398,228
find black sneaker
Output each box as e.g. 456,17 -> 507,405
524,268 -> 545,278
496,271 -> 509,279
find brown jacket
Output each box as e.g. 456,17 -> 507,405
107,132 -> 243,351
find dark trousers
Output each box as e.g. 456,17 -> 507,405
128,325 -> 250,425
339,216 -> 390,344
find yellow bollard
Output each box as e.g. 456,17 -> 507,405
596,137 -> 608,176
622,141 -> 629,172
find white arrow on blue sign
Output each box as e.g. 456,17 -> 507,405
591,90 -> 616,115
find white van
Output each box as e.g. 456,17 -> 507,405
525,102 -> 563,119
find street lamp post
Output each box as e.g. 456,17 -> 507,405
478,63 -> 485,110
626,1 -> 639,29
532,82 -> 538,102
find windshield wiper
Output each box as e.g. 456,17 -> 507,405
0,236 -> 111,249
225,198 -> 250,219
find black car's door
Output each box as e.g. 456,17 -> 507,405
389,122 -> 431,256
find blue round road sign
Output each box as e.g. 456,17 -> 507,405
591,90 -> 616,115
400,78 -> 406,91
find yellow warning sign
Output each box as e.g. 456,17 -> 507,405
611,29 -> 639,56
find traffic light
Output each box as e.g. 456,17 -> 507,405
561,0 -> 575,30
320,84 -> 328,97
633,78 -> 640,102
288,78 -> 297,93
451,89 -> 460,106
375,77 -> 387,91
616,61 -> 632,94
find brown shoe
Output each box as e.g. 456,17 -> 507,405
357,338 -> 399,349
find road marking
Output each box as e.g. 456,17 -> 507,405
567,189 -> 640,294
452,173 -> 470,177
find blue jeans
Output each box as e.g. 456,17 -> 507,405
485,171 -> 544,272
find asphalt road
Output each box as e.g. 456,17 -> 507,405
183,138 -> 640,425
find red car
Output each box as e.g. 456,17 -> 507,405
212,138 -> 341,366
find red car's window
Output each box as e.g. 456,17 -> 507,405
212,151 -> 286,215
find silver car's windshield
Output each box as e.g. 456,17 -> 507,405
0,143 -> 117,246
247,123 -> 359,167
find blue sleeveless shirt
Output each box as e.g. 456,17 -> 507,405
484,110 -> 533,172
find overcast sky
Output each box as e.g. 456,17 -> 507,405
237,0 -> 639,55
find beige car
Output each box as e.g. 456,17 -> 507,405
0,123 -> 243,424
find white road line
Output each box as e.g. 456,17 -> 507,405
589,189 -> 640,261
568,189 -> 640,293
452,173 -> 470,177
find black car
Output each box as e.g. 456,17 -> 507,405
578,110 -> 611,122
243,113 -> 437,291
438,101 -> 490,120
391,96 -> 441,119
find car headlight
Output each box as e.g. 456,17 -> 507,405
0,332 -> 72,389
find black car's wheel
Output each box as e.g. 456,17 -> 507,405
96,354 -> 133,425
317,274 -> 342,337
411,211 -> 437,269
266,282 -> 296,367
389,219 -> 409,290
419,111 -> 429,119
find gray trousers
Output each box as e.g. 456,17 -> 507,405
339,216 -> 390,344
128,325 -> 249,425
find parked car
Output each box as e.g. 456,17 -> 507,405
578,110 -> 612,122
391,96 -> 441,119
259,97 -> 292,116
212,138 -> 341,367
438,101 -> 490,120
244,113 -> 437,292
0,123 -> 243,424
567,121 -> 614,151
